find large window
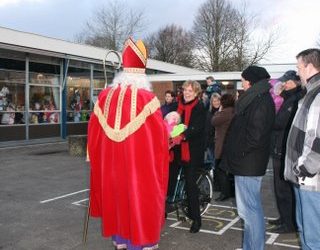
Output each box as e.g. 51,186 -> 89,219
0,58 -> 26,125
66,67 -> 91,123
28,62 -> 61,124
92,70 -> 106,104
0,49 -> 119,140
92,64 -> 115,104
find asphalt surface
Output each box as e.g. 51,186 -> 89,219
0,142 -> 301,250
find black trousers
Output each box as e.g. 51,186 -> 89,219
272,157 -> 296,229
184,162 -> 201,222
167,160 -> 201,223
215,159 -> 233,197
167,150 -> 181,198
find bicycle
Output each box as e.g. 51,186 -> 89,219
166,165 -> 214,221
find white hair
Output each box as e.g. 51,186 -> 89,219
109,71 -> 152,91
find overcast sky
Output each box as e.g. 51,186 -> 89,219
0,0 -> 319,64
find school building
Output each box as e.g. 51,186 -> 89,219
0,26 -> 294,144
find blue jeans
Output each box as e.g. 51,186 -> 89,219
235,176 -> 265,250
294,186 -> 320,250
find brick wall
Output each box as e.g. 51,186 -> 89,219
151,81 -> 174,104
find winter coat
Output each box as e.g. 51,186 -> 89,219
270,86 -> 306,159
161,101 -> 178,118
221,79 -> 275,176
211,107 -> 234,160
182,101 -> 206,166
204,107 -> 219,150
284,73 -> 320,191
206,83 -> 221,97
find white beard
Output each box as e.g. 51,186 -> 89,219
109,72 -> 152,91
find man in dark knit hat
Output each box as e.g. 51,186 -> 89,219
221,65 -> 275,250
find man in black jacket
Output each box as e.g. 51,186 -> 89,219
160,90 -> 178,117
221,66 -> 275,250
269,71 -> 306,234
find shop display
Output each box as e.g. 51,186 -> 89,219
0,86 -> 9,111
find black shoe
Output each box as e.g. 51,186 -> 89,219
215,194 -> 230,202
269,224 -> 296,234
165,203 -> 176,213
189,220 -> 201,233
268,218 -> 282,226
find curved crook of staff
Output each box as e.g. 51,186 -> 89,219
103,50 -> 122,88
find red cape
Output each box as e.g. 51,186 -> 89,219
87,85 -> 169,246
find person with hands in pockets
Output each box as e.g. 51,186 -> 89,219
284,48 -> 320,250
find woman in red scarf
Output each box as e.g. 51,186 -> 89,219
168,80 -> 206,233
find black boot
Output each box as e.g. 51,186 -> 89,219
268,218 -> 282,226
269,224 -> 296,234
213,171 -> 221,191
190,220 -> 201,233
215,194 -> 230,202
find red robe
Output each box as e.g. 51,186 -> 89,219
87,85 -> 169,246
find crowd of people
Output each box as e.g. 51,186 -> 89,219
30,100 -> 59,124
87,39 -> 320,250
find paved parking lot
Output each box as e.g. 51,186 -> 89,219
0,142 -> 301,250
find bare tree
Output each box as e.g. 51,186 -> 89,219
231,2 -> 278,68
75,1 -> 145,51
192,0 -> 236,71
192,0 -> 278,71
146,24 -> 194,67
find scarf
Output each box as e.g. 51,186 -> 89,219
177,98 -> 199,162
235,79 -> 271,114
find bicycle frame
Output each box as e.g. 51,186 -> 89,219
166,165 -> 213,220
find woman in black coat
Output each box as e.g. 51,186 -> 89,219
168,80 -> 206,233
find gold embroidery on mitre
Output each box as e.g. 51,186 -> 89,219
123,67 -> 146,74
94,96 -> 160,142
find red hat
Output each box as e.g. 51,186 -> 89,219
122,38 -> 147,74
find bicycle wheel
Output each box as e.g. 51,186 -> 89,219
197,170 -> 213,215
181,170 -> 213,218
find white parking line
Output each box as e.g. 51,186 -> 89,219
266,233 -> 279,244
72,198 -> 89,207
217,216 -> 240,235
165,203 -> 299,249
274,242 -> 301,249
40,189 -> 89,203
170,221 -> 183,228
209,204 -> 237,209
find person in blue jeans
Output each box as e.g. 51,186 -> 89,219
284,48 -> 320,250
221,66 -> 275,250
